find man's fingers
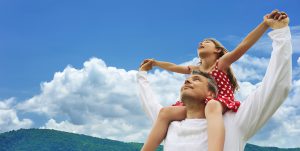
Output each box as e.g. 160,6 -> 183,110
278,15 -> 284,21
272,11 -> 288,21
274,13 -> 281,20
269,9 -> 279,18
280,12 -> 288,20
280,11 -> 287,16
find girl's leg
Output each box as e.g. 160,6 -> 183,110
205,100 -> 225,151
141,106 -> 187,151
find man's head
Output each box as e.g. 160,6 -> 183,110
180,70 -> 218,104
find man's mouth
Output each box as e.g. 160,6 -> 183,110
183,85 -> 193,89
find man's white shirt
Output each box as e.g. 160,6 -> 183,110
137,26 -> 292,151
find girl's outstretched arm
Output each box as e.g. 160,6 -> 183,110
143,59 -> 194,74
218,10 -> 287,70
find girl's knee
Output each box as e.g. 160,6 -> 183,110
158,106 -> 186,121
205,100 -> 223,115
158,107 -> 173,121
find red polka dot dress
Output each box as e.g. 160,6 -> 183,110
172,60 -> 240,112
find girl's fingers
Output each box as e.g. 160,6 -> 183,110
140,60 -> 149,66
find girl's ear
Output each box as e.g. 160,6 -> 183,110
214,48 -> 222,54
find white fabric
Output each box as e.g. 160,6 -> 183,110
137,26 -> 292,151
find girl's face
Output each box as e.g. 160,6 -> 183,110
197,40 -> 219,58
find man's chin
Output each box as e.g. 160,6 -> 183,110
181,93 -> 196,101
181,93 -> 205,103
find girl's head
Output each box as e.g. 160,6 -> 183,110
197,38 -> 228,58
198,38 -> 239,92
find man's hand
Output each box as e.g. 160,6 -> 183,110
264,9 -> 289,29
139,59 -> 153,71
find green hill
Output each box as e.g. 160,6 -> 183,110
0,129 -> 298,151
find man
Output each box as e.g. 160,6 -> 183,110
137,11 -> 292,151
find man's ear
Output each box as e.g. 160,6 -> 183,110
207,91 -> 215,99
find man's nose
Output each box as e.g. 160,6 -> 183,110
184,79 -> 191,84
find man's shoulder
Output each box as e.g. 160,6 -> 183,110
223,112 -> 238,129
170,119 -> 207,127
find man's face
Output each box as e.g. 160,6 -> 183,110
180,74 -> 210,102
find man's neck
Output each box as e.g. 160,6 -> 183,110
184,100 -> 206,119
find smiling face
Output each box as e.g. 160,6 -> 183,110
180,73 -> 215,103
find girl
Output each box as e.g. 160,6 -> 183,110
141,10 -> 287,151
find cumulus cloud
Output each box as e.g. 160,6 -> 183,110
248,79 -> 300,148
0,98 -> 33,133
17,58 -> 139,121
1,53 -> 297,147
42,118 -> 149,142
232,54 -> 269,82
290,26 -> 300,53
12,58 -> 186,142
14,58 -> 149,142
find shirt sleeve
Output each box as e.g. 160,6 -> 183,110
137,71 -> 163,122
234,26 -> 292,140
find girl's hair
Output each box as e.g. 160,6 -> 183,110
201,38 -> 239,92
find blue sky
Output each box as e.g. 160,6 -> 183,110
1,0 -> 299,99
1,0 -> 300,148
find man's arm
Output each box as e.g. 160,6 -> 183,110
235,26 -> 292,140
137,62 -> 163,122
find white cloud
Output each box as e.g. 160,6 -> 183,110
248,79 -> 300,148
42,118 -> 149,142
0,98 -> 33,133
17,58 -> 140,123
291,26 -> 300,53
13,57 -> 186,142
1,50 -> 299,148
232,54 -> 269,82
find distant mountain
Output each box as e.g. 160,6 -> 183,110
0,129 -> 298,151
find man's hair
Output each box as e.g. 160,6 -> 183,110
191,70 -> 218,97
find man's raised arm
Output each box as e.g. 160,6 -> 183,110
235,22 -> 292,139
137,61 -> 163,122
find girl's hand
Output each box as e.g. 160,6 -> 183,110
264,10 -> 289,29
143,58 -> 156,66
139,59 -> 153,71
